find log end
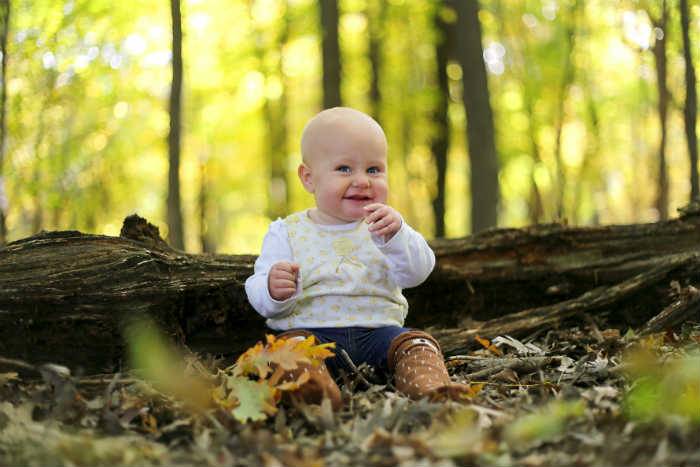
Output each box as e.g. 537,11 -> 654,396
120,214 -> 172,250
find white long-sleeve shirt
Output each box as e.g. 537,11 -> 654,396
245,209 -> 435,329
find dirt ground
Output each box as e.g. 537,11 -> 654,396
1,318 -> 698,467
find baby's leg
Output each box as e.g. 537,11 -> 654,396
276,329 -> 343,411
387,330 -> 471,401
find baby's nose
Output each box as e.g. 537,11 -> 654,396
353,173 -> 370,187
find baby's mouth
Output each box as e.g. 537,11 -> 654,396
345,195 -> 372,201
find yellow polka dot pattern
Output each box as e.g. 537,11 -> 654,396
266,212 -> 408,330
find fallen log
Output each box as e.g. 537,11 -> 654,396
431,250 -> 699,355
0,206 -> 697,374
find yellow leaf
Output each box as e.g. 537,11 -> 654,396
228,377 -> 278,422
475,336 -> 502,356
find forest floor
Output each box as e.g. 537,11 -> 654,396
1,317 -> 698,467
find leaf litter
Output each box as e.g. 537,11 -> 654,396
1,318 -> 698,466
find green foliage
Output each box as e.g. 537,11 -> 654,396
621,338 -> 700,423
503,399 -> 586,450
3,0 -> 699,248
428,408 -> 488,459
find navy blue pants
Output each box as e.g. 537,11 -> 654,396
279,326 -> 411,378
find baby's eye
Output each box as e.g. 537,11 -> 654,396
336,166 -> 351,173
367,167 -> 381,174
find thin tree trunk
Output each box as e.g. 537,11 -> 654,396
524,94 -> 545,224
320,0 -> 341,109
649,0 -> 669,221
552,0 -> 580,220
30,74 -> 58,234
249,0 -> 290,221
572,4 -> 600,226
367,0 -> 385,123
680,0 -> 698,202
167,0 -> 185,250
455,0 -> 499,233
497,0 -> 544,224
430,0 -> 451,238
0,0 -> 9,246
198,159 -> 215,253
276,2 -> 292,213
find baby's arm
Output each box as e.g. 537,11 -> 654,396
366,206 -> 435,288
244,220 -> 301,318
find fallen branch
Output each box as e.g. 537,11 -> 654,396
641,291 -> 700,335
433,251 -> 699,355
447,355 -> 560,381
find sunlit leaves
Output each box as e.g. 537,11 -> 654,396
503,399 -> 586,450
126,319 -> 211,411
228,377 -> 278,422
621,343 -> 700,423
215,334 -> 336,422
428,408 -> 490,459
126,320 -> 336,423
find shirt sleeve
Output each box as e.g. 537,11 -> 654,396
244,219 -> 301,319
371,219 -> 436,289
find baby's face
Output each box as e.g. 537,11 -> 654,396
299,110 -> 388,225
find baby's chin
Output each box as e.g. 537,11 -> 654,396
311,208 -> 363,225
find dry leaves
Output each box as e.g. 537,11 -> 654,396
0,321 -> 698,466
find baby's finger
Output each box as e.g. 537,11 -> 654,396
277,261 -> 298,273
366,206 -> 388,224
375,221 -> 397,236
363,203 -> 384,213
367,213 -> 390,231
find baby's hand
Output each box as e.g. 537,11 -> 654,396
364,203 -> 402,241
268,261 -> 299,301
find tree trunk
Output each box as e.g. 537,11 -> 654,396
552,0 -> 580,220
0,0 -> 9,246
680,0 -> 698,203
367,0 -> 385,123
320,0 -> 341,109
167,0 -> 185,250
455,0 -> 499,234
1,207 -> 697,375
430,0 -> 451,238
249,0 -> 291,221
649,0 -> 670,221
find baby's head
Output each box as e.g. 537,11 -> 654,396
298,107 -> 389,224
300,107 -> 387,167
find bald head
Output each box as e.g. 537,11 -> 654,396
301,107 -> 387,165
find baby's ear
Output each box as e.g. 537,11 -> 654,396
298,163 -> 314,193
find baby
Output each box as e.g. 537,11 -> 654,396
245,107 -> 468,409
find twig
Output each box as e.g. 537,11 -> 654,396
339,349 -> 373,387
462,356 -> 561,381
0,356 -> 38,372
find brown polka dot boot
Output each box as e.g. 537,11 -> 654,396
275,330 -> 343,411
387,330 -> 472,402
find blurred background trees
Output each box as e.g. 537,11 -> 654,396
0,0 -> 697,252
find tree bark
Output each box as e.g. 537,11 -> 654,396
0,0 -> 9,246
679,0 -> 698,203
430,0 -> 451,238
1,208 -> 697,375
320,0 -> 341,109
552,0 -> 580,220
167,0 -> 185,250
367,0 -> 385,123
455,0 -> 499,234
649,0 -> 670,221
